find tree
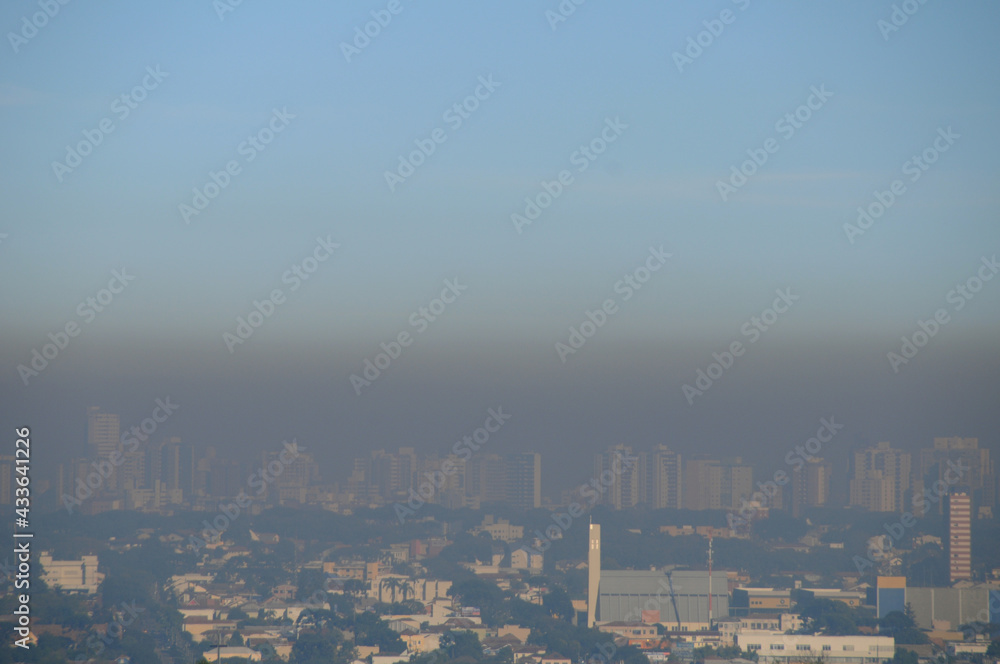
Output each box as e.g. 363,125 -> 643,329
296,568 -> 326,601
890,649 -> 918,664
880,610 -> 929,645
449,577 -> 510,626
542,586 -> 574,622
291,629 -> 354,664
380,577 -> 401,603
343,578 -> 368,602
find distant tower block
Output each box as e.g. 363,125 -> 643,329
588,522 -> 601,627
947,492 -> 972,583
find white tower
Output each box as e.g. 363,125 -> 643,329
588,521 -> 601,627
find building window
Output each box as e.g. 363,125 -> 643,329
843,645 -> 854,651
797,645 -> 810,651
822,646 -> 832,651
770,644 -> 784,651
747,645 -> 760,651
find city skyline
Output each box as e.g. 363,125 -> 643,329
19,404 -> 994,522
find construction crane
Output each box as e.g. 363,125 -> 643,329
665,570 -> 682,632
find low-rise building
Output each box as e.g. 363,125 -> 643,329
735,634 -> 895,664
730,588 -> 792,616
473,516 -> 524,543
510,546 -> 543,571
202,647 -> 261,662
39,552 -> 102,594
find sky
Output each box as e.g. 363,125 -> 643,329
1,0 -> 999,496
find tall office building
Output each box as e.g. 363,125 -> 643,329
917,437 -> 994,518
684,456 -> 753,510
684,457 -> 717,510
87,407 -> 120,459
119,445 -> 146,491
947,492 -> 972,583
158,437 -> 196,497
790,458 -> 832,518
369,448 -> 417,500
850,442 -> 911,512
594,445 -> 641,510
643,445 -> 683,509
467,453 -> 506,504
588,522 -> 601,627
505,452 -> 541,509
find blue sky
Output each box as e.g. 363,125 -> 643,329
2,1 -> 998,491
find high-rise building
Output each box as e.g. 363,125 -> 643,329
369,448 -> 416,500
159,438 -> 196,497
87,407 -> 120,490
87,406 -> 120,460
684,457 -> 716,510
594,445 -> 640,510
850,442 -> 911,512
684,456 -> 753,510
947,492 -> 972,583
917,437 -> 993,518
505,452 -> 541,509
643,445 -> 683,509
790,458 -> 832,518
467,453 -> 506,504
119,445 -> 146,491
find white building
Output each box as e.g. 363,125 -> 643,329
736,634 -> 895,664
510,546 -> 543,570
202,646 -> 261,662
473,516 -> 524,543
39,553 -> 102,594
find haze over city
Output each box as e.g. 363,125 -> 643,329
1,2 -> 999,664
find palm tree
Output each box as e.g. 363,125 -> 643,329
380,577 -> 401,603
398,580 -> 414,601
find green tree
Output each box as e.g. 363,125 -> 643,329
890,649 -> 918,664
880,610 -> 929,645
542,586 -> 574,622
